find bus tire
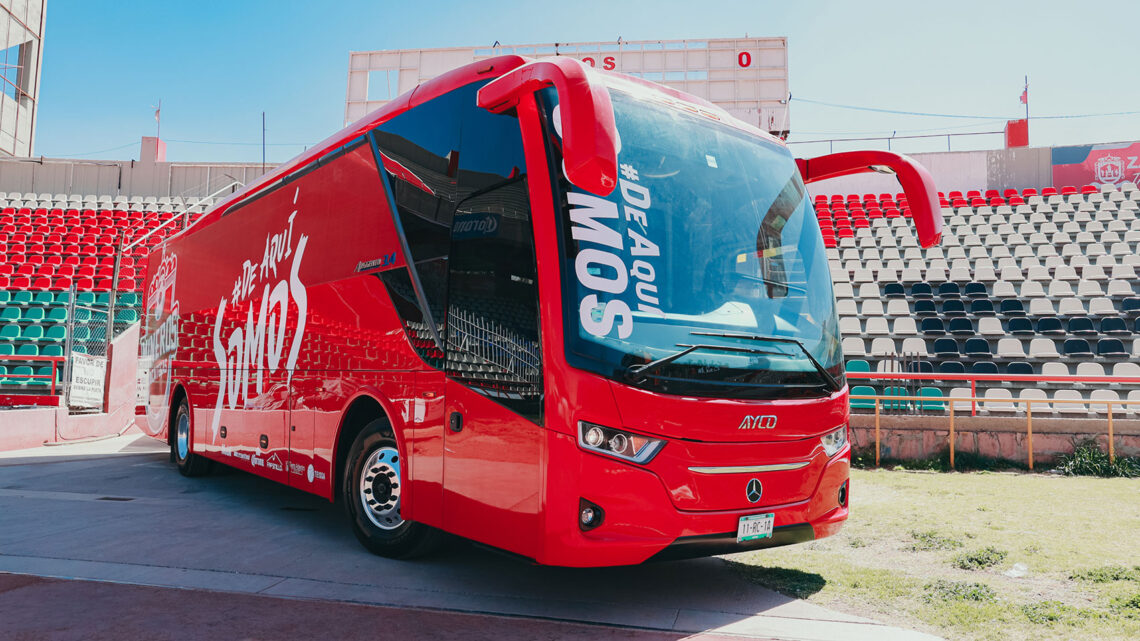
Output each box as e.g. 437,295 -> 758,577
173,397 -> 212,477
343,418 -> 442,559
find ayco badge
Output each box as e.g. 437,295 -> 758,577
738,415 -> 777,430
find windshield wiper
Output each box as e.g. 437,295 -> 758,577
735,273 -> 807,293
690,331 -> 843,392
624,342 -> 790,384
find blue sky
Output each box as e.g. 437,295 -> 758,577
35,0 -> 1140,163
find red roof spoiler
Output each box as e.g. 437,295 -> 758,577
477,57 -> 619,197
796,151 -> 943,248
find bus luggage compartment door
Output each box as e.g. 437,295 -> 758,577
442,381 -> 541,558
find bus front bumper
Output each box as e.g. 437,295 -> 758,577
535,429 -> 850,567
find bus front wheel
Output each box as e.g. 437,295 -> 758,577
343,419 -> 443,559
172,397 -> 211,477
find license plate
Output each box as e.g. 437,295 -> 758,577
737,513 -> 775,543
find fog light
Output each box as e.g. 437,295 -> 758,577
838,480 -> 849,507
579,498 -> 604,531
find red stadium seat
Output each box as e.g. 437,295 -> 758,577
1060,186 -> 1076,195
1040,187 -> 1056,196
75,277 -> 94,290
1081,185 -> 1098,194
31,277 -> 50,290
49,277 -> 71,291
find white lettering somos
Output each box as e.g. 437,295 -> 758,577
571,164 -> 662,339
210,188 -> 310,442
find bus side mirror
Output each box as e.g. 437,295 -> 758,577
795,151 -> 943,248
477,57 -> 619,197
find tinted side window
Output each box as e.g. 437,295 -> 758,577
374,89 -> 466,366
446,94 -> 542,422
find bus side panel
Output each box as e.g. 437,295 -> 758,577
146,142 -> 409,487
286,273 -> 428,502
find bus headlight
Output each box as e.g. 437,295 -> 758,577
820,425 -> 848,457
577,421 -> 665,464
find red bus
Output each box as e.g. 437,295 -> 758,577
137,56 -> 941,566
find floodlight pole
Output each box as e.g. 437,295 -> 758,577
261,111 -> 266,173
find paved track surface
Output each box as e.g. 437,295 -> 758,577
0,433 -> 942,641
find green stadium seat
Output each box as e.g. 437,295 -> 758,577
71,344 -> 88,355
22,307 -> 45,323
32,291 -> 53,306
29,366 -> 52,387
846,359 -> 871,373
46,308 -> 67,323
74,308 -> 92,322
17,325 -> 43,341
0,324 -> 20,341
883,386 -> 910,411
42,326 -> 66,343
0,365 -> 7,382
850,385 -> 878,409
16,344 -> 38,357
0,344 -> 13,356
52,292 -> 71,306
0,291 -> 10,305
919,387 -> 945,411
117,293 -> 139,306
72,326 -> 91,342
94,293 -> 110,307
0,308 -> 20,323
12,291 -> 33,306
40,344 -> 63,357
10,365 -> 33,384
115,309 -> 139,324
75,292 -> 96,306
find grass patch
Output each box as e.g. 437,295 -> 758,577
725,469 -> 1140,641
924,579 -> 996,603
1070,565 -> 1140,583
909,529 -> 963,551
1054,441 -> 1140,478
850,446 -> 1026,472
953,546 -> 1008,571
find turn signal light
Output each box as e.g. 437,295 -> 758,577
577,421 -> 665,464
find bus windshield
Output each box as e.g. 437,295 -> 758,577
542,83 -> 843,400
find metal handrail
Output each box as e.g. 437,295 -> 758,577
851,393 -> 1139,470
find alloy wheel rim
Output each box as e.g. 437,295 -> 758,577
359,446 -> 403,530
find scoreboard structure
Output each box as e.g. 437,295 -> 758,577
345,37 -> 790,136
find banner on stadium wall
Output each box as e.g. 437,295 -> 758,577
68,352 -> 106,410
1052,141 -> 1140,188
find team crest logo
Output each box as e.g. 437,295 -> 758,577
1095,156 -> 1124,184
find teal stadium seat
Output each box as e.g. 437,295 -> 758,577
0,344 -> 13,356
29,366 -> 52,387
75,292 -> 96,307
882,386 -> 910,411
0,291 -> 10,305
94,293 -> 110,307
52,292 -> 70,306
11,291 -> 33,305
32,291 -> 53,306
0,308 -> 19,323
46,308 -> 67,323
40,345 -> 63,357
22,307 -> 44,323
16,344 -> 38,357
919,387 -> 946,411
115,309 -> 139,324
17,325 -> 43,341
846,359 -> 870,373
0,324 -> 20,341
850,385 -> 878,409
10,366 -> 33,384
117,293 -> 139,306
42,326 -> 66,343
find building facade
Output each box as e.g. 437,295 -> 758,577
346,37 -> 790,137
0,0 -> 44,157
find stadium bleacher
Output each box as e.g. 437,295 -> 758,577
0,191 -> 204,399
825,180 -> 1140,417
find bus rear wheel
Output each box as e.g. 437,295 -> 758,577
172,397 -> 211,477
343,419 -> 443,559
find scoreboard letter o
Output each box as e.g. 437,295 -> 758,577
582,57 -> 596,67
738,51 -> 751,68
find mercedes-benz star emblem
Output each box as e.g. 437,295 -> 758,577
745,478 -> 763,503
